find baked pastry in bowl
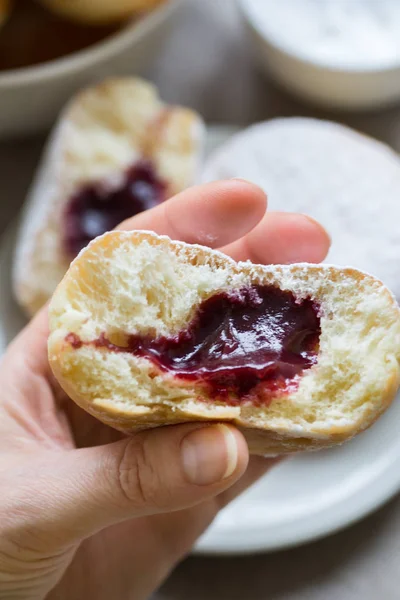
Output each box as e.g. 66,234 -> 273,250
38,0 -> 165,24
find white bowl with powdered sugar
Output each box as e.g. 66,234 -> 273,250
238,0 -> 400,110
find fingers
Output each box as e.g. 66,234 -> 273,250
118,180 -> 267,248
15,423 -> 249,549
6,180 -> 266,374
222,212 -> 331,264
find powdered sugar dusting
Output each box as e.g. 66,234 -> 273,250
244,0 -> 400,69
202,118 -> 400,300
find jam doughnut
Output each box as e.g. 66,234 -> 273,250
48,231 -> 400,455
13,78 -> 204,316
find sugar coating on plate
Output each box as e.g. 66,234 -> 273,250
202,117 -> 400,301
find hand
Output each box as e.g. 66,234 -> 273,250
0,180 -> 330,600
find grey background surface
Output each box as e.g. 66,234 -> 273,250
2,1 -> 400,598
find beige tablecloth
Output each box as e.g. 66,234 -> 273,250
2,1 -> 400,598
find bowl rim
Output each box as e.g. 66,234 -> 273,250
237,0 -> 400,75
0,0 -> 181,87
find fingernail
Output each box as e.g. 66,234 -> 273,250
229,177 -> 253,184
301,214 -> 332,245
181,424 -> 238,485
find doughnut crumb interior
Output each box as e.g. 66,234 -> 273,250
48,231 -> 400,455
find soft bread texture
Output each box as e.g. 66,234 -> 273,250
202,118 -> 400,301
13,78 -> 204,316
48,231 -> 400,455
38,0 -> 164,24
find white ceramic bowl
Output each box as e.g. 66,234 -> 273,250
0,0 -> 182,139
238,0 -> 400,111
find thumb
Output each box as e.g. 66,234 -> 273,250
13,423 -> 248,549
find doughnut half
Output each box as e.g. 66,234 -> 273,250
13,78 -> 204,316
48,231 -> 400,455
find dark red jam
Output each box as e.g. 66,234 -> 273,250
67,285 -> 320,402
63,160 -> 166,257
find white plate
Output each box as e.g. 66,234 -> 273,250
3,126 -> 400,556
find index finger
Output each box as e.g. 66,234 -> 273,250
118,179 -> 267,248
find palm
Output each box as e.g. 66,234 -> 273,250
2,328 -> 220,599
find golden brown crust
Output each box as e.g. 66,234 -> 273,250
48,231 -> 400,455
49,372 -> 399,456
48,356 -> 400,456
38,0 -> 165,24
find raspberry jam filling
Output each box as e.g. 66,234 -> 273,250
63,161 -> 166,257
67,285 -> 320,400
